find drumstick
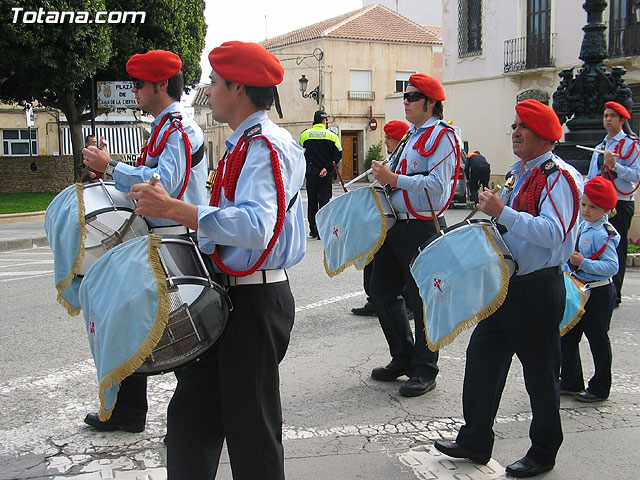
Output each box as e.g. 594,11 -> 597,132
344,132 -> 411,188
102,173 -> 160,249
576,145 -> 619,157
117,173 -> 160,243
424,187 -> 441,234
464,184 -> 502,221
333,161 -> 348,193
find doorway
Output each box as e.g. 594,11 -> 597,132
340,131 -> 360,180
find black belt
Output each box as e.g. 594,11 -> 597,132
511,266 -> 561,283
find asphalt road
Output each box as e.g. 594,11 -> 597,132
0,199 -> 639,479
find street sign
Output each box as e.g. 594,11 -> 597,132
369,118 -> 377,131
25,103 -> 34,127
97,81 -> 138,108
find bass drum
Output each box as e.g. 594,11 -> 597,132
135,235 -> 232,375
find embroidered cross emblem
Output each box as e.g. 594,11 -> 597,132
333,227 -> 339,238
433,278 -> 443,292
90,321 -> 95,334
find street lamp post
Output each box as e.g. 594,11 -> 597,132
296,47 -> 324,107
298,74 -> 320,104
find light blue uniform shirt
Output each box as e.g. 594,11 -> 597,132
390,117 -> 459,213
196,110 -> 306,272
112,101 -> 208,226
498,152 -> 584,276
586,131 -> 640,201
562,217 -> 620,283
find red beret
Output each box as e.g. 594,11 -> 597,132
515,99 -> 562,141
126,50 -> 182,82
383,120 -> 410,140
584,176 -> 618,211
605,101 -> 631,119
208,41 -> 284,87
408,74 -> 445,101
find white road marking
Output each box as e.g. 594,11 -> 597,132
0,272 -> 53,283
0,259 -> 54,268
295,290 -> 365,312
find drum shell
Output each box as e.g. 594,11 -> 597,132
134,235 -> 230,375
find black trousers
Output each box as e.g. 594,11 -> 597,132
369,219 -> 443,378
166,281 -> 295,480
306,174 -> 332,233
610,199 -> 633,303
560,282 -> 615,398
112,375 -> 147,421
467,166 -> 491,204
456,269 -> 565,466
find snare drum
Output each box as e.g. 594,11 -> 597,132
135,235 -> 231,375
81,180 -> 149,275
410,219 -> 516,350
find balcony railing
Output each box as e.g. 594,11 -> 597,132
348,91 -> 375,100
608,18 -> 640,58
504,33 -> 556,73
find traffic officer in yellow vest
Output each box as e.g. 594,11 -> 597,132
299,110 -> 342,238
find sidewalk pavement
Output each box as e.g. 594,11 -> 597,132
0,214 -> 47,252
0,181 -> 372,253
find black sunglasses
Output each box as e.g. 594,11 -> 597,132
403,91 -> 426,102
132,79 -> 145,89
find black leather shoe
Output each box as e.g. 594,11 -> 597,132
84,413 -> 145,433
351,301 -> 377,316
309,229 -> 319,239
399,376 -> 436,397
505,456 -> 554,478
574,389 -> 607,402
371,361 -> 412,381
433,440 -> 490,465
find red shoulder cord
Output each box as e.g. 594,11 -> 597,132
601,138 -> 640,196
209,134 -> 286,277
512,166 -> 580,242
397,127 -> 461,220
588,234 -> 613,260
135,113 -> 193,200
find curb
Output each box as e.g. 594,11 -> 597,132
0,236 -> 49,253
0,211 -> 46,224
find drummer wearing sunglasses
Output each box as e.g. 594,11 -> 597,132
434,100 -> 583,478
368,74 -> 460,398
80,49 -> 208,435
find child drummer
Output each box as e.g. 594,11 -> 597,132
561,176 -> 620,402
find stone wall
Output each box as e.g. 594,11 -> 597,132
0,155 -> 74,193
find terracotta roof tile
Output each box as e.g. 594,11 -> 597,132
260,4 -> 441,50
191,84 -> 209,107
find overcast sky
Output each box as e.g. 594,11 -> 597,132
199,0 -> 363,81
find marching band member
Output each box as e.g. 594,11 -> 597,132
81,49 -> 207,433
435,100 -> 583,478
351,120 -> 410,317
369,74 -> 460,397
561,176 -> 620,402
585,101 -> 640,307
127,41 -> 306,480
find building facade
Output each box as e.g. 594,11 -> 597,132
201,4 -> 442,180
442,0 -> 640,179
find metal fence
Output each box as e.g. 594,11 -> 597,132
504,33 -> 556,73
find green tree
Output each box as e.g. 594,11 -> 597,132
0,0 -> 206,180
